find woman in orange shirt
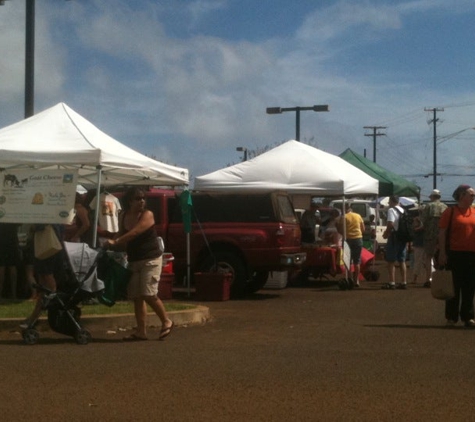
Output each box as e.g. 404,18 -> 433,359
438,184 -> 475,328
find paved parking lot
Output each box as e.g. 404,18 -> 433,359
1,266 -> 474,421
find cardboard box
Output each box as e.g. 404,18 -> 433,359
263,271 -> 288,289
194,272 -> 232,301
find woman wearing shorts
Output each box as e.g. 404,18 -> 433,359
106,187 -> 173,341
382,196 -> 408,290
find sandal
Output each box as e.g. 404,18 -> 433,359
123,334 -> 148,342
159,321 -> 174,341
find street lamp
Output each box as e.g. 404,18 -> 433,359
266,105 -> 329,141
236,147 -> 248,161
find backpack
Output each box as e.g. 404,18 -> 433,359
394,207 -> 414,243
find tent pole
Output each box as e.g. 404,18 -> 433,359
373,198 -> 380,271
92,165 -> 102,247
186,232 -> 191,297
342,196 -> 349,281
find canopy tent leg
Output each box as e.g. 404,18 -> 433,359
91,165 -> 102,248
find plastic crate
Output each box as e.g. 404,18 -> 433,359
158,273 -> 174,300
194,272 -> 231,301
263,271 -> 288,289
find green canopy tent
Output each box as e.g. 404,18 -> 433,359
339,148 -> 420,198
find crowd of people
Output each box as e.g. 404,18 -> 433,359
299,185 -> 475,328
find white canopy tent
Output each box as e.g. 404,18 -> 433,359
0,102 -> 189,187
194,140 -> 378,196
0,102 -> 189,246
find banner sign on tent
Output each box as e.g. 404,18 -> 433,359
0,169 -> 77,224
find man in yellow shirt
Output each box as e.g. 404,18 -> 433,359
339,203 -> 365,287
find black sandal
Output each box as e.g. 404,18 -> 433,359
158,321 -> 174,341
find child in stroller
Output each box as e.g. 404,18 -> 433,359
21,242 -> 106,345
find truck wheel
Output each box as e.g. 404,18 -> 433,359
245,271 -> 269,294
199,252 -> 247,298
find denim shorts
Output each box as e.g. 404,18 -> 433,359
346,238 -> 363,265
385,234 -> 407,262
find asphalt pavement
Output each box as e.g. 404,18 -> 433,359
1,263 -> 475,421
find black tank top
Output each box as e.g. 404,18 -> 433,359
123,214 -> 161,262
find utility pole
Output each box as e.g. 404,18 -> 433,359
25,0 -> 35,118
364,126 -> 386,163
424,107 -> 444,189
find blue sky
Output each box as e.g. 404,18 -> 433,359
1,0 -> 475,200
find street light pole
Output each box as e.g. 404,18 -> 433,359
25,0 -> 35,118
3,0 -> 69,118
266,105 -> 329,141
236,147 -> 248,161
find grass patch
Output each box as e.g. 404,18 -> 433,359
0,300 -> 195,319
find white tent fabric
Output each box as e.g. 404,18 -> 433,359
0,103 -> 189,187
194,140 -> 378,196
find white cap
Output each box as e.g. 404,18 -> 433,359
430,189 -> 441,197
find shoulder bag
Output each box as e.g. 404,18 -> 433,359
34,225 -> 63,260
431,207 -> 455,300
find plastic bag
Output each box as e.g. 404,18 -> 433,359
431,269 -> 455,300
34,225 -> 62,260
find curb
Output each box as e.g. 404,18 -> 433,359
0,305 -> 211,333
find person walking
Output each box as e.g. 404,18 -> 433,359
105,187 -> 173,341
339,203 -> 365,288
420,189 -> 447,288
20,224 -> 64,328
437,184 -> 475,328
410,214 -> 425,284
381,195 -> 408,289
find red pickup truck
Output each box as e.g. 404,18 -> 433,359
133,189 -> 306,297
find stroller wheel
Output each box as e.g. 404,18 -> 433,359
22,328 -> 39,345
75,328 -> 92,345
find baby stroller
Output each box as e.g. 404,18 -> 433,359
22,242 -> 106,345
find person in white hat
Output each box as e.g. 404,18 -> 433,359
420,189 -> 447,287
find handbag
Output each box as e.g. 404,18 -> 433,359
34,225 -> 63,260
431,269 -> 455,300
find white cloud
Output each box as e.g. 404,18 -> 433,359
186,0 -> 228,29
1,0 -> 475,198
296,1 -> 402,44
